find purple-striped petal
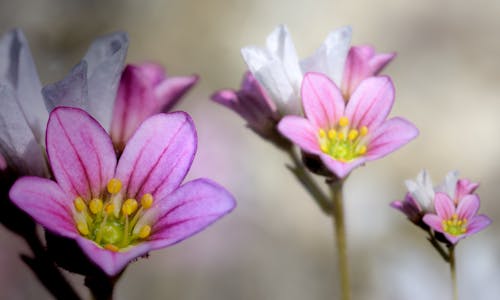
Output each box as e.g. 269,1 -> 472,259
456,194 -> 480,220
319,154 -> 367,179
423,214 -> 444,233
140,178 -> 235,249
344,76 -> 394,129
467,215 -> 492,235
9,176 -> 76,238
301,72 -> 345,129
434,192 -> 455,219
155,74 -> 198,112
116,112 -> 196,201
365,117 -> 419,161
278,116 -> 320,154
76,236 -> 151,276
46,107 -> 116,199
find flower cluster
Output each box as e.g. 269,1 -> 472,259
392,170 -> 491,244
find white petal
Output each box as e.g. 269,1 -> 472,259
0,84 -> 47,176
83,32 -> 128,130
0,29 -> 48,146
405,170 -> 435,211
436,170 -> 459,198
301,26 -> 352,85
241,46 -> 272,75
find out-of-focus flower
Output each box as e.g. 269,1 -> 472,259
241,25 -> 351,115
278,72 -> 418,178
10,107 -> 235,275
110,63 -> 198,152
341,46 -> 395,99
0,29 -> 128,178
423,192 -> 491,244
211,72 -> 290,147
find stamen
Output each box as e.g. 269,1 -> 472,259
138,225 -> 151,239
77,221 -> 89,235
104,244 -> 119,252
74,197 -> 86,212
122,199 -> 138,216
348,129 -> 359,141
337,132 -> 345,140
105,203 -> 115,215
360,126 -> 368,136
318,129 -> 326,138
141,194 -> 154,209
339,116 -> 349,127
328,129 -> 336,139
89,198 -> 103,214
107,178 -> 122,194
358,145 -> 367,155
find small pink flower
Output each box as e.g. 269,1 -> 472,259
278,72 -> 418,178
110,63 -> 198,151
341,45 -> 395,99
211,72 -> 281,141
423,192 -> 491,244
10,107 -> 235,275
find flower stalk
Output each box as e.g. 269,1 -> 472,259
329,179 -> 351,300
449,245 -> 458,300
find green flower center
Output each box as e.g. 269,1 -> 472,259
442,214 -> 467,236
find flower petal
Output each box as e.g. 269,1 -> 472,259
433,192 -> 455,219
364,117 -> 419,161
116,112 -> 196,201
344,76 -> 394,129
46,107 -> 116,199
155,74 -> 199,112
278,116 -> 320,154
0,83 -> 48,176
76,236 -> 151,276
319,153 -> 366,179
137,178 -> 235,249
300,26 -> 352,86
466,215 -> 491,235
456,194 -> 480,220
83,32 -> 128,130
9,176 -> 77,237
301,72 -> 345,129
423,214 -> 444,233
0,29 -> 48,145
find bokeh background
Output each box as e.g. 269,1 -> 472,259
1,0 -> 500,299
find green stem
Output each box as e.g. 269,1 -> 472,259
449,245 -> 458,300
330,179 -> 351,300
285,148 -> 332,214
426,231 -> 450,262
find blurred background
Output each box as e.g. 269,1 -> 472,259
1,0 -> 500,299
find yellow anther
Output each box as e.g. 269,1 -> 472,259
447,220 -> 453,226
138,225 -> 151,239
141,193 -> 154,209
348,129 -> 359,141
318,129 -> 326,138
339,116 -> 349,127
463,218 -> 467,224
461,227 -> 467,233
357,145 -> 367,155
452,214 -> 458,220
360,126 -> 369,136
107,178 -> 122,194
89,198 -> 103,214
337,132 -> 345,140
105,204 -> 115,214
104,244 -> 119,252
122,198 -> 138,216
320,144 -> 329,153
457,220 -> 463,226
74,197 -> 86,212
77,221 -> 89,235
328,129 -> 336,139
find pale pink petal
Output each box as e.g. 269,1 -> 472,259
9,176 -> 77,237
423,214 -> 444,233
301,72 -> 345,129
76,237 -> 151,276
319,153 -> 366,179
155,74 -> 199,112
116,112 -> 196,201
46,107 -> 116,199
278,116 -> 321,154
434,192 -> 455,219
466,215 -> 492,235
443,233 -> 462,244
344,76 -> 394,129
456,194 -> 480,220
456,179 -> 479,199
364,117 -> 419,161
143,179 -> 235,249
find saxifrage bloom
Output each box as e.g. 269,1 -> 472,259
10,107 -> 235,275
110,63 -> 198,151
278,72 -> 418,178
423,192 -> 491,244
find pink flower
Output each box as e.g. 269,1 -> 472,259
278,72 -> 418,178
423,192 -> 491,244
341,45 -> 395,99
211,72 -> 285,143
110,63 -> 198,151
9,107 -> 235,276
